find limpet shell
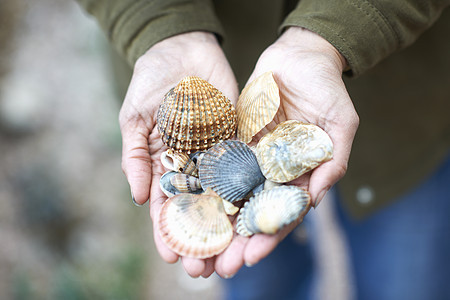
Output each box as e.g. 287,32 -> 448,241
198,140 -> 266,203
160,149 -> 198,176
236,72 -> 280,143
158,188 -> 233,258
236,185 -> 311,237
157,76 -> 237,153
256,120 -> 333,183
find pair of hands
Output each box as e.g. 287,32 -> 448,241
119,27 -> 359,278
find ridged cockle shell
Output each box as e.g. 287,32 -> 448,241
157,76 -> 237,153
255,120 -> 333,183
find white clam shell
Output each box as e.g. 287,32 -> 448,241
236,185 -> 311,237
159,188 -> 233,259
198,140 -> 266,203
256,120 -> 333,183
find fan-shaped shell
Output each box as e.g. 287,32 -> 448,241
236,72 -> 280,143
256,120 -> 333,183
236,186 -> 311,237
159,188 -> 233,258
160,149 -> 198,176
157,76 -> 237,153
198,140 -> 266,203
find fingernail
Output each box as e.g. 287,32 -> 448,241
245,261 -> 254,267
223,273 -> 235,279
315,188 -> 329,208
131,191 -> 143,207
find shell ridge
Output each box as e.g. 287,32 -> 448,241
157,76 -> 236,152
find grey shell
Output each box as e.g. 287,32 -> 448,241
198,140 -> 266,203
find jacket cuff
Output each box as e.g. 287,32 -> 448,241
280,0 -> 399,77
78,0 -> 224,67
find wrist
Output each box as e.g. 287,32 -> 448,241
136,31 -> 220,68
156,31 -> 218,47
278,27 -> 348,73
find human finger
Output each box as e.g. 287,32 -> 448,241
181,257 -> 207,278
214,234 -> 248,278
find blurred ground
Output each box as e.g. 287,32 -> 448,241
0,1 -> 222,299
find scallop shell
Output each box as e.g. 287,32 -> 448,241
157,76 -> 237,153
160,149 -> 198,176
198,140 -> 266,203
236,72 -> 280,143
256,120 -> 333,183
159,171 -> 202,197
236,185 -> 311,237
158,188 -> 233,258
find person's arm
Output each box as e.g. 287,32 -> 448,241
216,0 -> 450,277
281,0 -> 450,77
77,0 -> 238,278
76,0 -> 224,66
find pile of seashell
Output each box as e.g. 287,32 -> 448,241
156,74 -> 333,259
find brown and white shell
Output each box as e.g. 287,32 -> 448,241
236,185 -> 311,237
158,188 -> 233,259
255,120 -> 333,183
157,76 -> 237,153
236,72 -> 280,143
160,149 -> 198,176
159,171 -> 203,198
198,140 -> 266,203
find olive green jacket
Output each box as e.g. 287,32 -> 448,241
76,0 -> 450,218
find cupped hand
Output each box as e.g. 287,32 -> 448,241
214,27 -> 359,278
118,32 -> 239,277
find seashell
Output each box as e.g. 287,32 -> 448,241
189,151 -> 205,168
263,179 -> 282,191
157,76 -> 237,153
198,140 -> 266,203
158,188 -> 233,258
159,171 -> 202,197
236,72 -> 280,143
222,200 -> 239,216
161,149 -> 198,176
255,120 -> 333,183
236,185 -> 311,237
170,173 -> 202,193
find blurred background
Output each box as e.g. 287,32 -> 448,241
0,0 -> 222,299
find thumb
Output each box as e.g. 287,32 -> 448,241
120,118 -> 152,205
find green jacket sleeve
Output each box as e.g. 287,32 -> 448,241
280,0 -> 450,77
76,0 -> 224,67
